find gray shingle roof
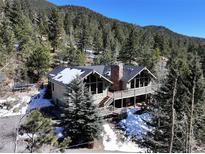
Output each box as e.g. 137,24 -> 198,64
79,64 -> 146,82
48,64 -> 156,87
48,66 -> 92,79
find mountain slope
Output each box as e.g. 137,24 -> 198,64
28,0 -> 56,11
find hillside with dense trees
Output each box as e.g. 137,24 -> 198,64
1,0 -> 205,82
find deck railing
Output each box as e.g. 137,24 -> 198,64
113,85 -> 154,100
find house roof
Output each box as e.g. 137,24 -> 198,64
79,64 -> 156,82
48,66 -> 113,86
48,64 -> 156,86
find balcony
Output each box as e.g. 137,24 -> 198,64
112,85 -> 154,100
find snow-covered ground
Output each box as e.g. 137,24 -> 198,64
119,108 -> 153,140
54,127 -> 64,139
103,109 -> 153,152
0,96 -> 30,117
0,88 -> 53,117
27,88 -> 53,111
103,123 -> 147,152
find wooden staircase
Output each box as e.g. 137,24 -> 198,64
99,96 -> 113,107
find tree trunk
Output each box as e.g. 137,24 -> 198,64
169,77 -> 177,153
30,134 -> 35,153
188,75 -> 196,153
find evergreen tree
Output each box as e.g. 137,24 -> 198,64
36,12 -> 49,40
78,24 -> 91,52
118,28 -> 139,64
26,45 -> 51,81
60,76 -> 103,145
0,10 -> 15,66
19,110 -> 58,153
93,30 -> 103,53
59,47 -> 86,66
139,47 -> 161,72
48,8 -> 64,53
184,49 -> 205,152
143,50 -> 189,152
95,50 -> 114,65
14,13 -> 35,60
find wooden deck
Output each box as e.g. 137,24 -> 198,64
112,85 -> 154,100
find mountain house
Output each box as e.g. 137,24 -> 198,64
48,63 -> 156,112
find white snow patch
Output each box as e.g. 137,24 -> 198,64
0,97 -> 16,104
49,73 -> 55,77
103,124 -> 147,152
85,49 -> 94,54
54,127 -> 64,139
27,88 -> 53,111
18,133 -> 37,140
119,109 -> 153,140
0,96 -> 31,117
52,68 -> 84,84
0,88 -> 54,117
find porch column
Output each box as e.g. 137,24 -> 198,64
121,99 -> 123,108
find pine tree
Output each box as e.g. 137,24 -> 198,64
13,9 -> 35,60
143,50 -> 189,152
36,12 -> 49,40
93,30 -> 103,53
184,48 -> 205,152
78,24 -> 91,52
60,76 -> 103,145
48,8 -> 65,53
19,110 -> 58,153
58,47 -> 86,66
0,11 -> 14,66
118,28 -> 139,64
95,50 -> 113,65
26,45 -> 51,81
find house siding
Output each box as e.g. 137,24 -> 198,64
50,78 -> 109,106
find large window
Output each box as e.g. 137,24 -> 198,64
91,83 -> 96,94
135,78 -> 140,88
98,82 -> 103,93
130,71 -> 150,89
84,74 -> 104,94
131,80 -> 135,88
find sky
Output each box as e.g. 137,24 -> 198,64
48,0 -> 205,38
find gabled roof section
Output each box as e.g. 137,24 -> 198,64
48,66 -> 113,86
126,67 -> 157,82
48,64 -> 156,86
80,64 -> 156,82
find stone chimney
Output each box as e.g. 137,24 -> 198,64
110,63 -> 123,91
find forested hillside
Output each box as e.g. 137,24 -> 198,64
1,0 -> 205,82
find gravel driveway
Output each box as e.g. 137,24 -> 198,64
0,115 -> 26,153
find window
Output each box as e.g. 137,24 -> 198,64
90,75 -> 96,82
140,78 -> 144,87
97,77 -> 103,82
91,83 -> 96,94
83,74 -> 104,94
144,78 -> 149,86
131,80 -> 135,88
136,78 -> 140,88
98,82 -> 103,93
